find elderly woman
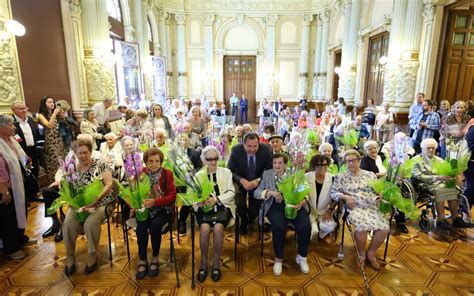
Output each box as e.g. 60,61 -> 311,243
152,128 -> 169,150
306,155 -> 336,240
297,111 -> 309,129
254,153 -> 311,276
330,149 -> 389,270
0,115 -> 30,259
412,138 -> 470,230
360,141 -> 387,179
375,103 -> 394,143
99,133 -> 123,177
149,103 -> 173,138
62,139 -> 114,276
195,146 -> 235,282
135,147 -> 176,280
80,109 -> 104,150
319,142 -> 338,167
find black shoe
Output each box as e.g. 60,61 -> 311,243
453,217 -> 471,228
263,223 -> 271,233
178,221 -> 187,234
54,228 -> 63,243
436,219 -> 451,230
239,227 -> 248,235
197,268 -> 207,282
84,262 -> 98,275
211,268 -> 221,282
29,197 -> 44,203
396,223 -> 409,234
135,263 -> 148,280
148,262 -> 159,277
42,226 -> 59,238
64,264 -> 76,277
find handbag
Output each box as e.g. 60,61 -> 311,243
202,205 -> 229,223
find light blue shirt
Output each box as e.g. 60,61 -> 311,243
408,103 -> 423,130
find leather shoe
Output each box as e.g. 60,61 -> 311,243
54,229 -> 63,243
396,223 -> 409,234
42,226 -> 59,238
148,262 -> 159,277
178,221 -> 187,234
135,263 -> 148,280
211,268 -> 221,282
197,268 -> 207,282
84,262 -> 98,275
64,264 -> 76,276
453,217 -> 471,228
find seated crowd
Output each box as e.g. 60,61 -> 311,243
0,93 -> 473,282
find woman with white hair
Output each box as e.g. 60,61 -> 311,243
195,146 -> 235,283
99,133 -> 123,178
319,142 -> 338,167
152,128 -> 169,149
360,141 -> 386,178
412,138 -> 470,230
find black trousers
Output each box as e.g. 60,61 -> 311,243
24,146 -> 39,179
266,202 -> 311,259
0,189 -> 23,254
136,210 -> 171,261
236,190 -> 261,229
42,186 -> 60,218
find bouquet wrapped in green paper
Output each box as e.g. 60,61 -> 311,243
47,156 -> 104,222
277,170 -> 310,219
337,129 -> 359,149
432,153 -> 471,188
170,147 -> 216,213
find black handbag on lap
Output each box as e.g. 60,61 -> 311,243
202,206 -> 228,223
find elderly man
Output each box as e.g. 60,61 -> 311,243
92,98 -> 113,135
228,132 -> 272,234
11,101 -> 41,202
183,122 -> 203,150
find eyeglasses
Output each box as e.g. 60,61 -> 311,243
205,157 -> 219,162
346,158 -> 359,164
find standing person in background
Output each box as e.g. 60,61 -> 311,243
239,95 -> 249,124
299,95 -> 308,111
92,98 -> 113,135
338,98 -> 347,116
37,96 -> 67,184
411,99 -> 440,154
80,109 -> 104,150
273,97 -> 285,127
362,99 -> 376,139
228,133 -> 272,234
229,92 -> 239,123
11,101 -> 40,199
374,103 -> 395,143
437,100 -> 451,119
408,93 -> 425,137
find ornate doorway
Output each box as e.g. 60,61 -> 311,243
223,55 -> 257,123
365,32 -> 389,106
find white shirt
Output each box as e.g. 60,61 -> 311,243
14,115 -> 34,147
92,102 -> 109,125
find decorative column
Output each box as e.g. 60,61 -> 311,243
164,13 -> 174,98
338,0 -> 362,104
318,11 -> 330,100
60,0 -> 88,110
312,14 -> 323,99
216,50 -> 225,100
265,15 -> 278,99
81,0 -> 116,105
416,0 -> 437,96
158,11 -> 168,58
382,0 -> 407,106
141,1 -> 153,101
0,0 -> 24,113
203,14 -> 215,99
394,0 -> 423,113
298,14 -> 313,98
175,13 -> 188,100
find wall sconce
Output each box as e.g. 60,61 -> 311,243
334,66 -> 341,74
5,19 -> 26,36
379,55 -> 387,65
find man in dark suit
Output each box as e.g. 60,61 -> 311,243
11,101 -> 41,202
239,95 -> 249,124
228,132 -> 272,234
464,122 -> 474,208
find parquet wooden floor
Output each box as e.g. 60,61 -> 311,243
1,202 -> 474,296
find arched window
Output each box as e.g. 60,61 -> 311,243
147,16 -> 154,56
107,0 -> 122,23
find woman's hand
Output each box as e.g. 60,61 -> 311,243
204,194 -> 217,206
323,208 -> 333,221
0,191 -> 11,205
267,191 -> 283,203
344,195 -> 356,210
436,175 -> 453,182
143,198 -> 155,208
82,204 -> 97,213
293,199 -> 307,210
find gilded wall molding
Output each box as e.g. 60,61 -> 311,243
83,58 -> 116,105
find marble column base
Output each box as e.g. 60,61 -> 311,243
338,70 -> 356,104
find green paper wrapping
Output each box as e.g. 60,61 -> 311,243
328,163 -> 339,176
305,129 -> 319,145
177,172 -> 216,213
367,178 -> 420,219
337,130 -> 359,147
277,170 -> 310,219
398,157 -> 420,179
138,143 -> 149,152
432,153 -> 470,188
47,179 -> 104,223
116,174 -> 151,221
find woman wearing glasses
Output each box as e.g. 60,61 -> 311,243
330,149 -> 389,270
306,155 -> 337,241
195,146 -> 236,283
